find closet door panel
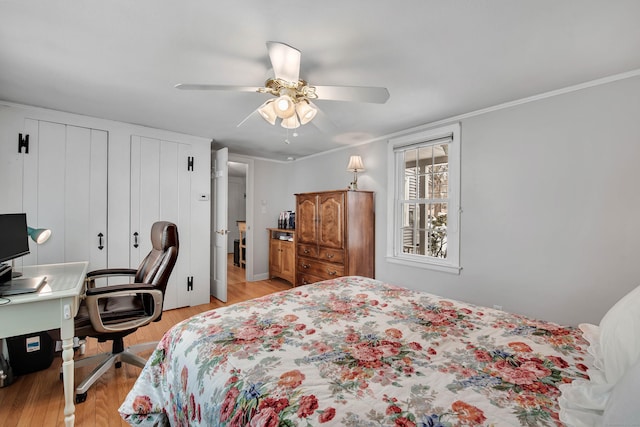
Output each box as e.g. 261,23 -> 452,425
174,142 -> 192,309
21,119 -> 40,267
130,136 -> 160,268
130,136 -> 192,310
21,121 -> 108,269
159,140 -> 180,308
89,129 -> 108,270
34,121 -> 66,265
65,126 -> 92,263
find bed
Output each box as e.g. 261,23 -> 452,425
118,276 -> 639,426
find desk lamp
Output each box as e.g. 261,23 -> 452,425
12,226 -> 51,277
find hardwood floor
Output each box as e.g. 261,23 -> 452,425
0,256 -> 292,427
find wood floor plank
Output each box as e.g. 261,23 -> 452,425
0,257 -> 291,427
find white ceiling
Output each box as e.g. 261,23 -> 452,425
1,1 -> 640,161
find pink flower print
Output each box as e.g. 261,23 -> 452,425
259,397 -> 290,414
220,387 -> 240,422
508,342 -> 533,352
345,333 -> 360,343
474,350 -> 492,362
249,407 -> 279,427
297,395 -> 319,418
408,342 -> 423,351
132,395 -> 153,413
318,407 -> 336,423
351,342 -> 383,363
547,355 -> 569,368
385,328 -> 403,339
181,366 -> 189,392
278,370 -> 306,389
283,314 -> 298,322
235,326 -> 264,341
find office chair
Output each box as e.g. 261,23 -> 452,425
72,221 -> 178,403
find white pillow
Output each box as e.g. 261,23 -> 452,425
599,284 -> 640,384
602,357 -> 640,424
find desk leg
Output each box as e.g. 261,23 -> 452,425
61,330 -> 75,426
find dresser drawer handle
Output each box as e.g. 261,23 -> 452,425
327,270 -> 337,276
302,278 -> 310,284
326,253 -> 334,259
302,263 -> 310,269
303,249 -> 310,254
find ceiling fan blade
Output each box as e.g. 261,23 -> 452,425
236,108 -> 258,128
308,102 -> 337,134
175,83 -> 262,92
266,41 -> 300,83
314,85 -> 390,104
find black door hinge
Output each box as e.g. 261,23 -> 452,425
18,133 -> 29,154
187,276 -> 193,291
187,156 -> 194,171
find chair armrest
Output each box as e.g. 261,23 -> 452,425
84,284 -> 163,334
85,283 -> 155,296
86,268 -> 137,278
85,268 -> 138,288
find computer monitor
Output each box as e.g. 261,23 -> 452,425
0,213 -> 30,283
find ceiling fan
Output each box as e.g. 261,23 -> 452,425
175,41 -> 390,129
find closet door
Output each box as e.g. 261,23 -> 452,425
130,136 -> 191,310
22,119 -> 108,270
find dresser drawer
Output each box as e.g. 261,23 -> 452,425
297,257 -> 344,280
297,243 -> 318,258
317,247 -> 344,264
297,272 -> 326,286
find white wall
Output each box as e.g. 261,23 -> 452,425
272,74 -> 640,326
248,158 -> 293,280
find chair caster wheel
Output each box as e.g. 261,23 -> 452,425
76,392 -> 87,403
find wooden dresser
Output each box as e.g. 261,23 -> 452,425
295,190 -> 374,285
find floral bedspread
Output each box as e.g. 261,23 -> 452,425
119,276 -> 592,426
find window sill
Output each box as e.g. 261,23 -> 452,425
386,255 -> 462,275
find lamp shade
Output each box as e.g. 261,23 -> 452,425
27,226 -> 51,244
258,100 -> 277,125
347,155 -> 365,172
274,94 -> 296,119
281,114 -> 300,129
295,100 -> 318,125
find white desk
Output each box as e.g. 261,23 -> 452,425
0,261 -> 88,427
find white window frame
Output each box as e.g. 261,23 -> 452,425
386,123 -> 461,274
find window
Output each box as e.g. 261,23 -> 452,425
387,123 -> 461,273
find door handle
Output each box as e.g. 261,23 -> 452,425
215,229 -> 228,235
133,232 -> 139,248
98,232 -> 104,250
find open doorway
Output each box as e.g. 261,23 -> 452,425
228,161 -> 248,280
210,147 -> 254,301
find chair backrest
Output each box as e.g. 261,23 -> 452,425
134,221 -> 179,295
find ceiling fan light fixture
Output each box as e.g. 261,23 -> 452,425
295,100 -> 317,125
258,100 -> 277,125
274,94 -> 296,119
281,114 -> 300,129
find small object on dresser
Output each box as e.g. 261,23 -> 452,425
289,212 -> 295,229
278,211 -> 293,229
